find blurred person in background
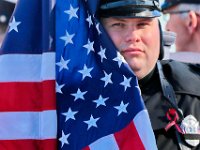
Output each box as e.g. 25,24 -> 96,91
162,0 -> 200,63
0,0 -> 15,46
162,30 -> 177,59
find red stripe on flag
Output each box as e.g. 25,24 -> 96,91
0,80 -> 56,111
0,139 -> 57,150
82,146 -> 90,150
114,122 -> 145,150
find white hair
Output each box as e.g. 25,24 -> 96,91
177,3 -> 200,18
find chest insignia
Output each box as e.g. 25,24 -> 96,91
181,115 -> 200,147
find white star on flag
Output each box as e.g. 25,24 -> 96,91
56,56 -> 70,72
71,88 -> 87,101
96,23 -> 102,35
64,4 -> 79,20
8,17 -> 21,32
60,31 -> 75,46
93,95 -> 109,108
56,82 -> 65,94
113,52 -> 126,68
101,71 -> 113,87
114,101 -> 129,116
59,130 -> 70,148
83,39 -> 95,55
120,75 -> 132,91
84,115 -> 100,130
62,108 -> 78,122
86,14 -> 93,28
78,64 -> 93,80
98,46 -> 107,62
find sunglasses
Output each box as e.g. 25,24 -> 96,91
164,10 -> 190,15
163,10 -> 190,22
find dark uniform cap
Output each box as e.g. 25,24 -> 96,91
0,0 -> 15,25
162,0 -> 200,11
99,0 -> 161,18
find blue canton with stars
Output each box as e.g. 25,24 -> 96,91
1,0 -> 52,54
56,0 -> 146,149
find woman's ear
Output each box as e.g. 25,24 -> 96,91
186,11 -> 198,34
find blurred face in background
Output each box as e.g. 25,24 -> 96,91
164,5 -> 199,52
101,17 -> 160,79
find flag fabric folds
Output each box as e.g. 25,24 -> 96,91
0,0 -> 57,150
56,0 -> 157,150
0,0 -> 158,149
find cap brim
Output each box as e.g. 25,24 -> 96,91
100,9 -> 161,18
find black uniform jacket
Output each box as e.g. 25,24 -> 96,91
139,60 -> 200,150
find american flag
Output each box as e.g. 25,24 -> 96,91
56,0 -> 157,150
0,0 -> 57,150
0,0 -> 157,149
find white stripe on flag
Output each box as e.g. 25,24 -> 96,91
0,110 -> 57,140
89,134 -> 119,150
134,110 -> 158,150
0,52 -> 55,82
